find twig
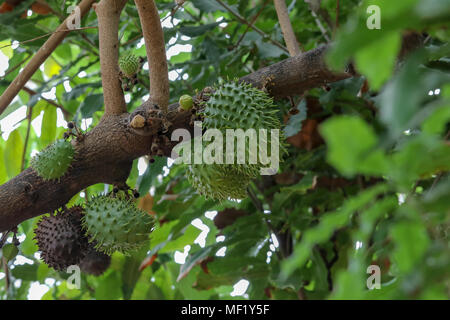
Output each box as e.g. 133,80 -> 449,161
134,0 -> 170,113
94,0 -> 128,116
0,53 -> 31,80
22,86 -> 71,119
234,0 -> 269,49
215,0 -> 289,54
310,9 -> 330,42
21,106 -> 33,172
0,0 -> 97,116
274,0 -> 301,56
0,27 -> 98,50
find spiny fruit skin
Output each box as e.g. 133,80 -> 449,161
187,81 -> 284,201
78,244 -> 111,276
30,139 -> 74,180
82,195 -> 154,255
179,94 -> 194,111
34,206 -> 89,271
119,53 -> 140,78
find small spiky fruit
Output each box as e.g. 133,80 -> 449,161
82,195 -> 154,255
119,53 -> 140,78
179,95 -> 194,111
187,81 -> 284,200
30,139 -> 74,180
34,206 -> 89,271
78,244 -> 111,276
187,164 -> 252,200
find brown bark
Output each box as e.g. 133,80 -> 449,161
134,0 -> 170,113
95,0 -> 128,115
0,46 -> 351,232
274,0 -> 301,56
239,45 -> 348,98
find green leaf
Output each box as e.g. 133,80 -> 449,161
137,157 -> 167,196
40,106 -> 57,147
43,57 -> 61,78
284,99 -> 307,137
4,130 -> 23,178
11,263 -> 38,281
282,183 -> 389,276
422,104 -> 450,136
320,116 -> 389,176
355,32 -> 401,90
179,22 -> 221,37
191,0 -> 224,12
79,94 -> 104,118
390,221 -> 430,273
1,244 -> 19,261
95,271 -> 122,300
0,144 -> 7,185
160,225 -> 202,253
0,40 -> 13,59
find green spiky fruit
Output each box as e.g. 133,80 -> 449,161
82,195 -> 154,255
119,53 -> 140,78
78,244 -> 111,276
187,81 -> 284,201
179,94 -> 194,111
34,206 -> 89,271
30,139 -> 74,180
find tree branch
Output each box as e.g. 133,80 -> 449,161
134,0 -> 170,114
0,46 -> 351,232
274,0 -> 301,56
0,0 -> 96,116
239,45 -> 349,98
94,0 -> 128,116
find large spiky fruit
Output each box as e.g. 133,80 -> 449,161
82,195 -> 154,255
78,244 -> 111,276
30,139 -> 74,180
187,81 -> 284,200
34,206 -> 89,271
119,52 -> 140,78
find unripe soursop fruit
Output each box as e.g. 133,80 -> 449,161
187,80 -> 284,201
34,206 -> 89,271
30,139 -> 74,180
82,195 -> 154,255
119,53 -> 140,78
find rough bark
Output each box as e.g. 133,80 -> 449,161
239,45 -> 348,98
134,0 -> 170,113
274,0 -> 301,56
0,46 -> 351,232
95,0 -> 128,115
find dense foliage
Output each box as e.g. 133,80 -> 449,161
0,0 -> 449,300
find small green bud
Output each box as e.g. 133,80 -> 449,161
179,94 -> 194,111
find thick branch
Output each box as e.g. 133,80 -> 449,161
0,46 -> 351,232
94,0 -> 128,115
274,0 -> 301,56
134,0 -> 169,113
0,0 -> 96,116
240,45 -> 349,98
